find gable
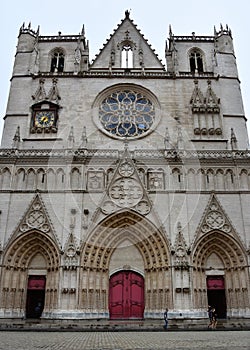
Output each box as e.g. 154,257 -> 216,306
5,194 -> 60,249
91,11 -> 165,70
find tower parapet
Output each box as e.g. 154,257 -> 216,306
214,24 -> 234,54
17,22 -> 39,52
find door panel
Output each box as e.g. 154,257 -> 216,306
207,276 -> 227,318
109,271 -> 144,319
26,275 -> 46,318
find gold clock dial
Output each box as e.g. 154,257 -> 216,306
35,111 -> 55,127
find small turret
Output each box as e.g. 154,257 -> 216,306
165,24 -> 178,73
214,23 -> 234,54
17,22 -> 39,52
80,25 -> 89,72
14,22 -> 39,76
214,23 -> 238,77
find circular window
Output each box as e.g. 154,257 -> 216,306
98,89 -> 156,138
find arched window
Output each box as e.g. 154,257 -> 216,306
121,44 -> 133,68
50,50 -> 65,73
189,50 -> 203,73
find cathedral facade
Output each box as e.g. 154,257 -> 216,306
0,11 -> 249,321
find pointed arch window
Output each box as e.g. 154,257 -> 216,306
189,50 -> 204,73
50,51 -> 65,73
121,44 -> 133,68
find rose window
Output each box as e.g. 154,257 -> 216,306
99,90 -> 155,137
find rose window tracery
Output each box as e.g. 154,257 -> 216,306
109,178 -> 143,207
205,211 -> 225,229
99,90 -> 155,137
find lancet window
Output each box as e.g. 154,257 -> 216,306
121,44 -> 133,68
189,49 -> 204,73
50,50 -> 65,73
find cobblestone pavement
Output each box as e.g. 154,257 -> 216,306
0,331 -> 249,350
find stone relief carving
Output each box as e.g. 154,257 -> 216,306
201,197 -> 231,234
63,233 -> 79,269
147,171 -> 164,190
19,196 -> 51,234
94,148 -> 152,215
173,223 -> 189,269
109,177 -> 143,208
87,171 -> 105,191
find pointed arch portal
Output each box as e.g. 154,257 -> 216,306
1,230 -> 60,318
192,230 -> 249,318
80,210 -> 171,317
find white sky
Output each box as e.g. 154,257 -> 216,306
1,0 -> 249,143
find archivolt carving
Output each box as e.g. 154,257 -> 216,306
192,230 -> 249,310
0,230 -> 60,313
192,231 -> 247,269
81,210 -> 170,271
3,230 -> 60,269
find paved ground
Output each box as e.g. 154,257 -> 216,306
0,330 -> 249,350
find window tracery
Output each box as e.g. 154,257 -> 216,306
50,50 -> 65,73
189,49 -> 204,73
121,44 -> 133,68
99,89 -> 155,138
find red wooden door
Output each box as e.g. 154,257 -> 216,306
109,271 -> 144,319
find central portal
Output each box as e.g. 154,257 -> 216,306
109,270 -> 144,319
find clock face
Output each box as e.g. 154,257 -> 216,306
34,111 -> 55,128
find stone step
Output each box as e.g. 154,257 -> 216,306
0,318 -> 249,331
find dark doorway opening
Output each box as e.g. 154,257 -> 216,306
207,276 -> 227,318
26,275 -> 46,319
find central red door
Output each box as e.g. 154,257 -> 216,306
109,270 -> 144,319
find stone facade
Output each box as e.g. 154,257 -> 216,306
0,12 -> 249,320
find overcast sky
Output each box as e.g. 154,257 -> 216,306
1,0 -> 249,143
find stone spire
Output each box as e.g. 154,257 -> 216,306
47,78 -> 61,102
81,126 -> 88,148
176,126 -> 184,150
68,126 -> 75,148
164,127 -> 171,149
12,126 -> 20,149
230,128 -> 238,150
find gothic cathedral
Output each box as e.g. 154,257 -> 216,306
0,11 -> 249,321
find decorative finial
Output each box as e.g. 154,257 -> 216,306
177,222 -> 182,232
169,24 -> 173,37
194,78 -> 198,86
81,24 -> 85,37
12,126 -> 20,149
230,128 -> 238,150
164,127 -> 171,150
81,126 -> 87,148
177,125 -> 184,150
125,10 -> 130,18
68,126 -> 75,148
124,138 -> 129,151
